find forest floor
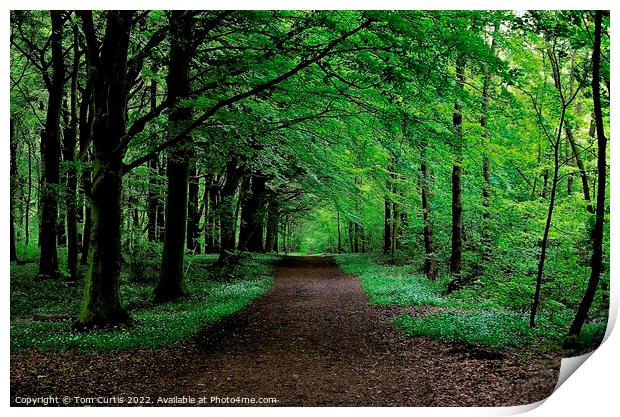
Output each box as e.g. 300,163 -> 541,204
11,256 -> 561,406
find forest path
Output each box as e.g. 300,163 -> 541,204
11,256 -> 560,406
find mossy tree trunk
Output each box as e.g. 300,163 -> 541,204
75,11 -> 134,329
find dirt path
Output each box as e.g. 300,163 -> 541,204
11,256 -> 561,406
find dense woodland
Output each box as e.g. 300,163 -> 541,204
10,10 -> 609,349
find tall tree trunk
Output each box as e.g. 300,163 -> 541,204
566,11 -> 608,343
480,24 -> 497,253
361,225 -> 366,253
203,175 -> 216,253
78,68 -> 94,265
146,78 -> 159,241
448,54 -> 465,290
186,163 -> 201,252
80,168 -> 92,265
238,175 -> 268,252
156,149 -> 190,301
530,139 -> 561,327
282,218 -> 288,254
265,199 -> 279,253
75,11 -> 134,329
10,118 -> 19,262
146,158 -> 159,241
63,24 -> 81,281
38,11 -> 66,279
420,156 -> 437,280
273,219 -> 279,254
336,210 -> 342,253
219,159 -> 244,254
348,220 -> 354,253
154,11 -> 194,302
529,48 -> 573,327
354,222 -> 359,253
383,197 -> 391,255
391,201 -> 398,259
399,190 -> 408,251
156,156 -> 166,242
25,138 -> 33,246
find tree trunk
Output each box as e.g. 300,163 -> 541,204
548,49 -> 594,213
10,118 -> 19,262
75,11 -> 134,329
146,79 -> 160,241
529,48 -> 572,327
448,55 -> 465,290
282,218 -> 288,254
25,138 -> 33,246
530,139 -> 561,327
420,158 -> 437,280
146,158 -> 159,241
383,197 -> 391,255
361,225 -> 366,253
238,175 -> 268,252
38,11 -> 66,279
154,11 -> 194,303
565,120 -> 593,213
336,210 -> 342,253
155,150 -> 190,301
80,168 -> 92,265
566,11 -> 607,343
186,163 -> 201,252
265,199 -> 279,253
391,201 -> 398,259
78,66 -> 94,266
63,24 -> 80,281
156,156 -> 166,242
348,220 -> 354,253
219,159 -> 244,254
480,24 -> 497,253
203,176 -> 216,253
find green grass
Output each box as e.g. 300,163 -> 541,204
335,254 -> 447,307
393,310 -> 557,349
11,253 -> 276,351
335,253 -> 606,352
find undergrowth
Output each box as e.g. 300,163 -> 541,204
11,253 -> 276,351
335,253 -> 607,353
